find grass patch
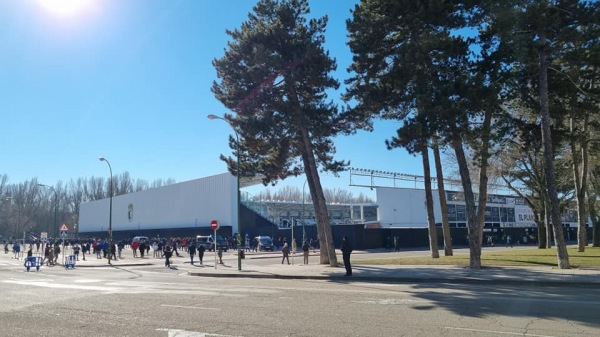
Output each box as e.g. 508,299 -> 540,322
354,246 -> 600,268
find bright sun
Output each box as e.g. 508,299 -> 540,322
37,0 -> 95,16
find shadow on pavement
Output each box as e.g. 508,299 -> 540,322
408,281 -> 600,328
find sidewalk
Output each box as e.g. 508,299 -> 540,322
7,247 -> 600,288
188,258 -> 600,288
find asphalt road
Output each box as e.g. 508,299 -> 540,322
1,255 -> 599,337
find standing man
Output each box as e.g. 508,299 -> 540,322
111,241 -> 118,261
217,246 -> 224,264
198,243 -> 205,265
163,244 -> 173,268
188,241 -> 196,265
302,241 -> 310,265
341,236 -> 353,276
281,243 -> 290,265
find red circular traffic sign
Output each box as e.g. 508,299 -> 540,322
210,219 -> 220,230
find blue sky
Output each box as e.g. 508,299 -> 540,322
0,0 -> 425,199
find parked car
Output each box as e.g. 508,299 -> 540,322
196,235 -> 229,252
255,236 -> 274,251
132,236 -> 148,243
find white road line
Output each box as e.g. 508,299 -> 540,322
354,298 -> 429,305
156,329 -> 240,337
3,280 -> 122,292
160,305 -> 221,311
445,327 -> 557,337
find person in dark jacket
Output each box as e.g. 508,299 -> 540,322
281,243 -> 290,265
302,241 -> 310,265
163,245 -> 173,268
198,244 -> 205,265
341,236 -> 353,276
188,242 -> 197,265
139,241 -> 146,258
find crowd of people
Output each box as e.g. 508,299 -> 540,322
3,234 -> 325,269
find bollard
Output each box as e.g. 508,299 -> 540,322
24,256 -> 40,272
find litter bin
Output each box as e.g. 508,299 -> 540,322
239,250 -> 245,259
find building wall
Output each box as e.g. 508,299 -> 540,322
376,187 -> 442,228
79,173 -> 238,234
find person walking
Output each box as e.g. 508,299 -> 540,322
110,242 -> 117,261
117,241 -> 124,259
139,240 -> 146,258
217,246 -> 224,264
163,244 -> 173,268
506,235 -> 513,248
13,242 -> 20,259
198,244 -> 205,265
53,243 -> 61,265
302,241 -> 309,265
188,242 -> 196,265
393,236 -> 400,252
132,240 -> 139,258
73,244 -> 80,261
82,242 -> 88,261
281,243 -> 290,265
341,236 -> 353,276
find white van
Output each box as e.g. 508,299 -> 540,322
132,236 -> 148,243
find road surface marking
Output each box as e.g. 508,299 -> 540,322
445,327 -> 556,337
156,328 -> 240,336
160,304 -> 220,311
353,298 -> 429,305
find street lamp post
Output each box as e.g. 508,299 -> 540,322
207,114 -> 242,271
99,157 -> 113,265
38,184 -> 58,245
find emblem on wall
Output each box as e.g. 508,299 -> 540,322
128,203 -> 134,222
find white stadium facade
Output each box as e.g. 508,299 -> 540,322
78,172 -> 584,248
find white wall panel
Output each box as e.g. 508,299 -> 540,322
376,187 -> 441,228
79,173 -> 238,233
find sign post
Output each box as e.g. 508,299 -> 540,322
59,224 -> 69,265
40,231 -> 48,252
210,220 -> 220,269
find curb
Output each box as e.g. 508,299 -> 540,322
186,271 -> 600,288
75,263 -> 153,268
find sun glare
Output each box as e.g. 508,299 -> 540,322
37,0 -> 95,17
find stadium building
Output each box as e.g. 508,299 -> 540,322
78,172 -> 583,248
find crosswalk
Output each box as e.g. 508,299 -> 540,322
1,277 -> 280,296
0,259 -> 23,267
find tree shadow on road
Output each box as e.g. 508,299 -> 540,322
407,279 -> 600,328
326,265 -> 600,328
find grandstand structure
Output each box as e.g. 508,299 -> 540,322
78,170 -> 583,245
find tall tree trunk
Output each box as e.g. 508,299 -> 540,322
421,141 -> 439,259
475,109 -> 493,255
534,210 -> 546,249
589,189 -> 600,247
299,127 -> 337,267
538,37 -> 570,268
571,114 -> 589,252
433,137 -> 453,256
532,195 -> 547,248
452,134 -> 481,269
544,200 -> 552,248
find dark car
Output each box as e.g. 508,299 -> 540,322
256,236 -> 274,251
197,235 -> 229,252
